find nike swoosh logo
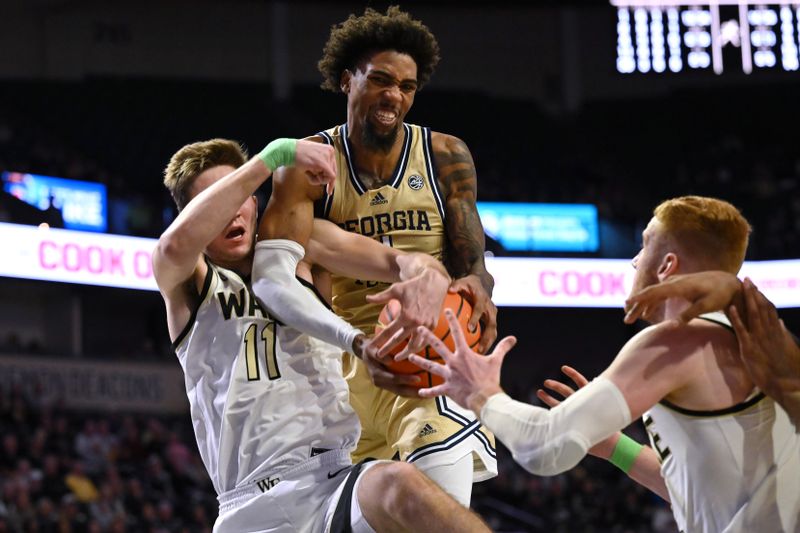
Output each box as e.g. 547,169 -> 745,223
327,466 -> 350,479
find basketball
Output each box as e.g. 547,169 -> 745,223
375,292 -> 481,388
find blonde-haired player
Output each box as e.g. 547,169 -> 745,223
411,196 -> 800,532
154,137 -> 490,532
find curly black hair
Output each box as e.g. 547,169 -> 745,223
318,6 -> 441,92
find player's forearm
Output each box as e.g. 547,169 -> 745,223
596,432 -> 670,501
251,239 -> 363,354
468,260 -> 495,295
445,216 -> 494,295
479,378 -> 631,476
397,252 -> 450,284
777,334 -> 800,430
625,445 -> 670,502
306,223 -> 399,282
157,158 -> 269,265
757,333 -> 800,431
444,215 -> 492,289
435,133 -> 493,295
779,390 -> 800,432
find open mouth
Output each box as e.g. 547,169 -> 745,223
225,227 -> 245,240
374,109 -> 398,126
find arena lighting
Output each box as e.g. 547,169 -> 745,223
612,0 -> 800,74
2,222 -> 799,308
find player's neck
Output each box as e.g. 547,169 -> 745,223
347,124 -> 405,188
661,298 -> 691,322
214,257 -> 252,280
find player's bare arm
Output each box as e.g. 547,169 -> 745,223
600,323 -> 705,419
729,278 -> 800,430
538,365 -> 670,502
624,270 -> 743,324
432,132 -> 498,352
306,218 -> 408,282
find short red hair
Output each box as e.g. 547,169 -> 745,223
654,196 -> 751,274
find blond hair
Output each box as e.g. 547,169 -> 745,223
654,196 -> 751,274
163,139 -> 248,210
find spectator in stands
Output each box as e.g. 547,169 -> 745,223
64,461 -> 99,504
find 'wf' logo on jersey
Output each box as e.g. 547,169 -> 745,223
256,476 -> 280,493
217,288 -> 268,320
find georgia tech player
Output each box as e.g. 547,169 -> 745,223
270,7 -> 499,506
411,196 -> 800,532
154,138 -> 490,532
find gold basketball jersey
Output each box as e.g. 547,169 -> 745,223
318,123 -> 446,332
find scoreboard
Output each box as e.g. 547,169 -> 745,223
611,0 -> 800,74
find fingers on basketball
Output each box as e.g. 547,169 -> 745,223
375,293 -> 481,389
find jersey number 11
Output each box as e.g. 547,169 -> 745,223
244,322 -> 280,381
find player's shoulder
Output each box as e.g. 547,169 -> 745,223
307,125 -> 342,145
628,317 -> 730,355
429,131 -> 469,152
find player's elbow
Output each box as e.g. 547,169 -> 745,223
154,231 -> 192,265
514,435 -> 587,477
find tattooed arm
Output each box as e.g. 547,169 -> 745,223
432,132 -> 498,353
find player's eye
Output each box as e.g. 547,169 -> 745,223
369,76 -> 391,86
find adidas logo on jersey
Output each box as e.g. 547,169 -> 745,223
418,423 -> 437,438
370,192 -> 388,206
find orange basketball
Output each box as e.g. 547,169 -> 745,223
375,292 -> 481,388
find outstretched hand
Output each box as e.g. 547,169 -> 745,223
449,275 -> 498,354
365,264 -> 449,360
537,365 -> 619,459
407,308 -> 516,413
624,271 -> 741,325
294,140 -> 337,195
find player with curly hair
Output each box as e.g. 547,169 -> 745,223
262,6 -> 499,507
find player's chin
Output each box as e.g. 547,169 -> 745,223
216,242 -> 252,264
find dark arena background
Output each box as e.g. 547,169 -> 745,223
1,1 -> 798,531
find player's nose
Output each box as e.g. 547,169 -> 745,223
382,84 -> 402,103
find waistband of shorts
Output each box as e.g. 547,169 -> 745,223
217,449 -> 352,513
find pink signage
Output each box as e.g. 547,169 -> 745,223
1,222 -> 157,291
1,223 -> 798,308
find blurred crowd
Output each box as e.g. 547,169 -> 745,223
0,381 -> 217,533
0,377 -> 673,533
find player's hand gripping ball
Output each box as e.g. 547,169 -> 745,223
375,292 -> 481,388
